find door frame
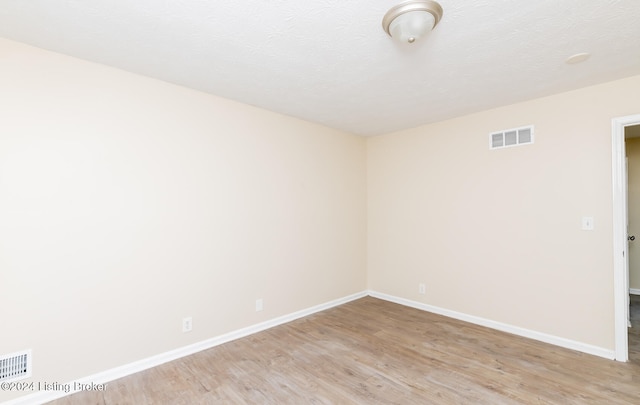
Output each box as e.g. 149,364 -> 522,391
612,113 -> 640,361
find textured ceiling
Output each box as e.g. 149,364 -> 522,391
0,0 -> 639,136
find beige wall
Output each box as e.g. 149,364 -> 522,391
367,75 -> 640,351
626,134 -> 640,290
0,38 -> 366,402
3,33 -> 640,403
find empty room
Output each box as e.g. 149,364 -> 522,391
2,1 -> 640,404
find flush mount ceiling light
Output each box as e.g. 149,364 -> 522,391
382,0 -> 443,44
565,52 -> 591,64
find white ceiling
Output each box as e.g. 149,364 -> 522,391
1,1 -> 639,136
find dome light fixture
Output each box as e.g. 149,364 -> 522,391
382,0 -> 443,44
565,52 -> 591,64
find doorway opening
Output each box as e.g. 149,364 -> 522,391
612,114 -> 640,362
624,124 -> 640,363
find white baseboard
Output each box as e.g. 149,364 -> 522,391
368,290 -> 616,360
630,288 -> 640,295
5,291 -> 368,405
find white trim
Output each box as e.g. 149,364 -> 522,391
368,290 -> 615,360
612,114 -> 640,362
630,288 -> 640,295
5,291 -> 368,405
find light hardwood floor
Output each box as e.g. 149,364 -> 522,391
630,294 -> 640,364
47,296 -> 640,404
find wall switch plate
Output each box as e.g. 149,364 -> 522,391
582,217 -> 594,230
255,298 -> 263,312
182,317 -> 192,333
419,283 -> 426,295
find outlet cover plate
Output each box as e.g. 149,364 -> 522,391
182,317 -> 193,332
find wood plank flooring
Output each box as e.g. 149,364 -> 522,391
630,294 -> 640,364
47,296 -> 640,404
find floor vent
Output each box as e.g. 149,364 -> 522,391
490,125 -> 534,149
0,350 -> 32,382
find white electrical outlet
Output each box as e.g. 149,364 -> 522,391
255,298 -> 263,312
419,283 -> 426,295
182,317 -> 192,333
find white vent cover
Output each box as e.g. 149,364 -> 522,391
0,350 -> 32,382
490,125 -> 534,149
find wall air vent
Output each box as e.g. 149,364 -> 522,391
0,350 -> 32,382
490,125 -> 534,150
